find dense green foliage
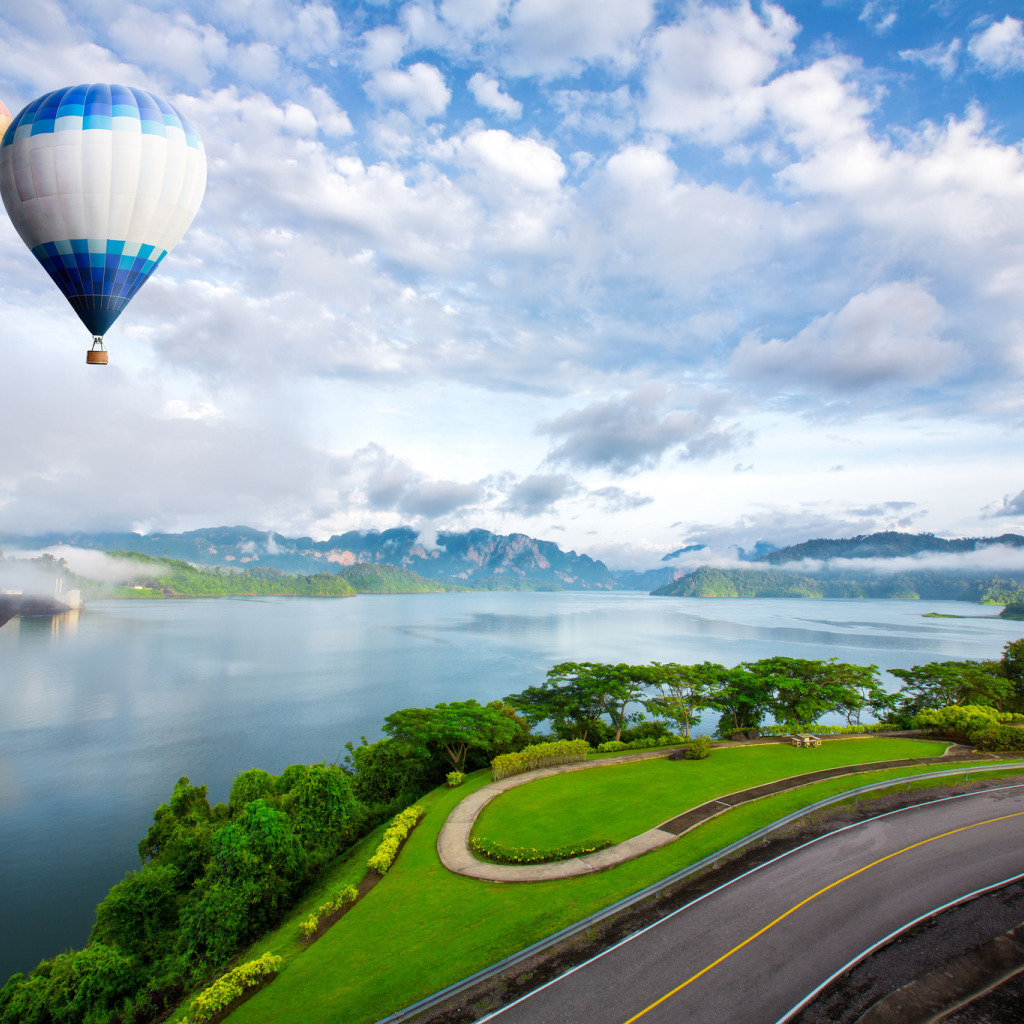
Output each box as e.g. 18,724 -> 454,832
336,563 -> 457,593
652,564 -> 1024,603
382,699 -> 525,771
0,764 -> 359,1024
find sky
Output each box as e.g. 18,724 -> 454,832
1,0 -> 1024,570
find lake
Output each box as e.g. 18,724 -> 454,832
2,591 -> 1021,980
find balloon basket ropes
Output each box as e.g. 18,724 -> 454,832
86,337 -> 107,365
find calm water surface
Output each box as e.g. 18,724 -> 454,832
2,591 -> 1021,979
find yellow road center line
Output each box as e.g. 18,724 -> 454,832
622,810 -> 1024,1024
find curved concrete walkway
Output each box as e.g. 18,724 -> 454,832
436,743 -> 977,883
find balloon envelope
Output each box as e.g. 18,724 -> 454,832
0,100 -> 11,139
0,84 -> 206,339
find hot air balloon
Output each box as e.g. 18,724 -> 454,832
0,100 -> 12,139
0,84 -> 206,364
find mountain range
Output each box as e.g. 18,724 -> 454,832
4,527 -> 1024,597
0,525 -> 678,591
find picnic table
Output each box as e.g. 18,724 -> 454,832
790,733 -> 821,748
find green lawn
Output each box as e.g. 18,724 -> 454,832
223,738 -> 985,1024
472,738 -> 949,847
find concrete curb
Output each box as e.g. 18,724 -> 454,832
436,743 -> 978,882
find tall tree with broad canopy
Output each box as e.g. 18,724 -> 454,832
543,662 -> 652,741
999,639 -> 1024,713
713,665 -> 774,735
644,661 -> 724,739
888,660 -> 1010,721
743,657 -> 871,727
503,677 -> 607,741
382,699 -> 519,771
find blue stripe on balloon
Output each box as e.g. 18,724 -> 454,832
1,84 -> 202,150
30,238 -> 168,337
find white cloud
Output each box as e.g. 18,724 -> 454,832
642,0 -> 798,143
440,0 -> 507,34
501,0 -> 656,77
361,25 -> 407,71
969,16 -> 1024,74
731,282 -> 959,393
899,39 -> 961,80
366,62 -> 451,119
107,7 -> 228,87
459,129 -> 565,191
468,72 -> 522,120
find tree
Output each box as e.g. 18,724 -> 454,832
344,736 -> 435,806
743,657 -> 870,727
91,863 -> 180,962
999,639 -> 1024,713
503,679 -> 607,742
713,665 -> 773,735
279,762 -> 358,859
544,662 -> 652,741
644,662 -> 723,739
888,660 -> 1010,721
138,777 -> 227,888
382,699 -> 519,771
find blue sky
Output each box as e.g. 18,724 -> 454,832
1,0 -> 1024,569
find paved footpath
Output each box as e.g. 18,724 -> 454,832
436,741 -> 980,882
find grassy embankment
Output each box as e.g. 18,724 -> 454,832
216,738 -> 1013,1024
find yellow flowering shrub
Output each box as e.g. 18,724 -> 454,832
298,885 -> 358,940
490,739 -> 590,781
366,805 -> 424,874
184,952 -> 282,1023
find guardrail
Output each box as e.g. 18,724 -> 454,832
373,760 -> 1024,1024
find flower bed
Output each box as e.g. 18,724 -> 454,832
469,836 -> 613,865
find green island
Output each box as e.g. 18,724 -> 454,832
4,645 -> 1024,1024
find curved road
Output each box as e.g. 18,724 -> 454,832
478,787 -> 1024,1024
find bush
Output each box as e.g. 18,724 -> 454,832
470,836 -> 613,865
184,952 -> 282,1024
367,805 -> 424,874
758,723 -> 894,736
913,704 -> 1021,743
971,725 -> 1024,752
490,739 -> 590,781
594,736 -> 680,754
298,885 -> 358,940
683,736 -> 712,760
446,770 -> 465,788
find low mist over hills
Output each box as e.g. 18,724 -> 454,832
5,527 -> 1024,600
0,526 -> 678,592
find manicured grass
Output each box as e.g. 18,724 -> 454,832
225,741 -> 985,1024
472,738 -> 949,847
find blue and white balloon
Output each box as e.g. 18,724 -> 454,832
0,84 -> 206,360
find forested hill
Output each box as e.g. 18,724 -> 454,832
762,531 -> 1024,564
652,566 -> 1024,603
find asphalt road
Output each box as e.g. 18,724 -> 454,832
478,787 -> 1024,1024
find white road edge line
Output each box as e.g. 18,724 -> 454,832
773,869 -> 1024,1024
475,784 -> 1024,1023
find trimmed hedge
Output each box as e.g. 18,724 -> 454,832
595,736 -> 682,753
491,739 -> 590,781
470,836 -> 613,865
367,805 -> 424,874
757,723 -> 895,736
972,725 -> 1024,752
298,885 -> 358,939
184,952 -> 282,1023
